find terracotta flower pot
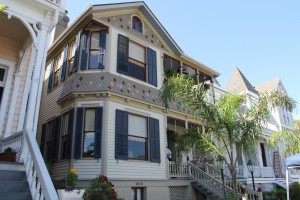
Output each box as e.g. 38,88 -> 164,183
57,189 -> 85,200
0,152 -> 16,162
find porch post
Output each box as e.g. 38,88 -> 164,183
286,168 -> 290,200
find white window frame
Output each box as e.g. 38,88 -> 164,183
0,59 -> 15,138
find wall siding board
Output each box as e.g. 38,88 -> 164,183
73,159 -> 102,180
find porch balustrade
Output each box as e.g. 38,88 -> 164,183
236,165 -> 275,178
1,130 -> 58,200
168,161 -> 189,178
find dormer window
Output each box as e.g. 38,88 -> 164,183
132,16 -> 143,33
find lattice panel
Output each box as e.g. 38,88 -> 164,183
101,14 -> 167,52
169,186 -> 188,200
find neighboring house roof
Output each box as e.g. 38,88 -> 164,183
254,77 -> 281,93
226,67 -> 257,94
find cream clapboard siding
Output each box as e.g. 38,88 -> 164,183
37,60 -> 69,144
11,47 -> 32,133
0,35 -> 20,135
0,35 -> 20,62
50,160 -> 70,180
73,159 -> 102,180
106,101 -> 167,180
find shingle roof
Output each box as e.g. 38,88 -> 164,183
226,67 -> 257,94
254,77 -> 281,93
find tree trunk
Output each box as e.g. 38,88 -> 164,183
230,163 -> 239,198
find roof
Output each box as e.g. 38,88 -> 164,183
226,67 -> 257,94
254,77 -> 281,93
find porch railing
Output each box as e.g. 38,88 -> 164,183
2,129 -> 58,200
189,162 -> 236,198
204,162 -> 258,200
168,161 -> 189,178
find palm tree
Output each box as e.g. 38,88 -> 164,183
159,74 -> 296,196
269,119 -> 300,157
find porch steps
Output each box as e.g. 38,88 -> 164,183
0,163 -> 31,200
191,181 -> 219,199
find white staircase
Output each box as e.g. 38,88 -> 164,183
1,130 -> 58,200
188,162 -> 258,199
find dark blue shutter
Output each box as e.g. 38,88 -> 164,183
116,34 -> 129,74
53,116 -> 61,162
61,45 -> 68,81
74,107 -> 84,159
98,29 -> 106,69
47,59 -> 54,93
94,107 -> 103,158
65,109 -> 74,159
73,32 -> 81,73
115,109 -> 128,160
80,30 -> 90,70
40,123 -> 47,157
147,47 -> 157,86
149,117 -> 160,163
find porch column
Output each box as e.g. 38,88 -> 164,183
25,22 -> 51,134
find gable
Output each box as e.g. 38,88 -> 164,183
97,13 -> 168,53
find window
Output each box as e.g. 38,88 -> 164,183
53,53 -> 62,87
60,113 -> 69,159
260,143 -> 267,167
89,31 -> 100,69
45,121 -> 54,162
68,40 -> 76,75
0,66 -> 7,106
117,34 -> 157,86
83,108 -> 96,157
132,187 -> 144,200
128,41 -> 146,81
115,110 -> 160,162
128,114 -> 147,160
132,16 -> 143,33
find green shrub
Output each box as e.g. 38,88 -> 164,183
84,175 -> 123,200
289,182 -> 300,200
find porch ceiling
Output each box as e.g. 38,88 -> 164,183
0,15 -> 30,44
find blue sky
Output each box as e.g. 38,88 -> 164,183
66,0 -> 300,118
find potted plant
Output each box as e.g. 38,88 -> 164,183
57,168 -> 85,200
0,147 -> 16,162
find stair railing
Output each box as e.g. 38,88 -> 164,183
188,162 -> 236,198
2,129 -> 58,200
204,162 -> 258,200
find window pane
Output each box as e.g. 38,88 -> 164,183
132,16 -> 143,33
83,132 -> 94,157
0,68 -> 5,81
90,32 -> 100,49
85,109 -> 95,131
132,189 -> 135,200
128,115 -> 147,137
137,189 -> 142,200
128,136 -> 146,160
89,51 -> 99,69
129,42 -> 145,63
